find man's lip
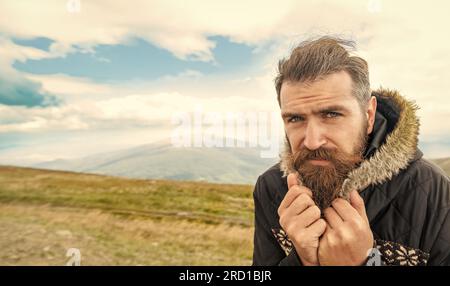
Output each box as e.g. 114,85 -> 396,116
308,159 -> 331,166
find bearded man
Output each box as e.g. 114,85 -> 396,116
252,36 -> 450,266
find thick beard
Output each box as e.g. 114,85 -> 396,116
292,125 -> 368,211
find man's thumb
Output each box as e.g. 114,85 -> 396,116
287,173 -> 299,189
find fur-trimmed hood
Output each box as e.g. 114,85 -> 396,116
279,88 -> 421,199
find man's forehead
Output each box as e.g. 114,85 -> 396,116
280,89 -> 355,112
280,71 -> 354,106
280,85 -> 356,112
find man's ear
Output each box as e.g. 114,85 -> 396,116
366,96 -> 377,135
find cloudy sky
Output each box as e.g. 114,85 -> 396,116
0,0 -> 449,166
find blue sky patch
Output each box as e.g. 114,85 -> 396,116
12,36 -> 260,82
0,75 -> 60,107
12,36 -> 54,52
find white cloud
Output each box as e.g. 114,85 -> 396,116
1,0 -> 450,159
0,37 -> 51,74
24,73 -> 114,100
0,0 -> 296,61
0,88 -> 277,133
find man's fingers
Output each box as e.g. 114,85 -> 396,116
284,193 -> 315,218
278,185 -> 313,212
278,173 -> 314,218
349,190 -> 368,223
323,207 -> 343,229
287,173 -> 299,189
305,218 -> 327,238
331,198 -> 359,222
296,205 -> 322,229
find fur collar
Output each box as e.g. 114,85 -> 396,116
279,88 -> 420,199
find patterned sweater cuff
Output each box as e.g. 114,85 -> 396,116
372,239 -> 429,266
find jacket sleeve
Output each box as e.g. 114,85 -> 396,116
435,209 -> 450,265
424,172 -> 450,266
252,176 -> 303,266
428,208 -> 450,265
374,171 -> 450,266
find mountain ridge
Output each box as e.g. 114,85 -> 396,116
34,142 -> 278,184
33,142 -> 450,184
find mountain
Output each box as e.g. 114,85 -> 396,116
430,157 -> 450,176
34,142 -> 278,184
32,142 -> 450,185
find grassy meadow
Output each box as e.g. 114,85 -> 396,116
0,166 -> 255,265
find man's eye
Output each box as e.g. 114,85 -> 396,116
324,112 -> 341,118
288,116 -> 304,123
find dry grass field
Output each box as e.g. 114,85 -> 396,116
0,166 -> 254,265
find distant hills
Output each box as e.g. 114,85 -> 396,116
32,142 -> 450,185
34,143 -> 278,184
431,157 -> 450,176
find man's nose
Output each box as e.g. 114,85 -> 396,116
303,122 -> 327,150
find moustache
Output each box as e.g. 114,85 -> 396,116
293,147 -> 362,170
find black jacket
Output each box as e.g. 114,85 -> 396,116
252,88 -> 450,266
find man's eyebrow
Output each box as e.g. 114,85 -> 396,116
281,112 -> 304,120
315,105 -> 350,114
281,105 -> 350,119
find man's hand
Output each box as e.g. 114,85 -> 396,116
278,173 -> 327,266
318,190 -> 374,266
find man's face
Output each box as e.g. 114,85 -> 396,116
280,70 -> 374,210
